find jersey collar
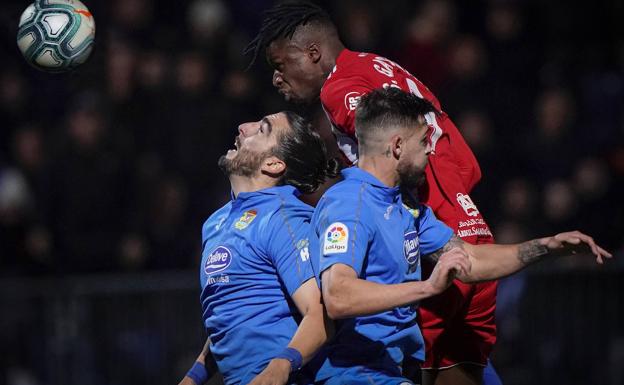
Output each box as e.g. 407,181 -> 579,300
327,49 -> 357,80
341,167 -> 400,199
232,185 -> 299,202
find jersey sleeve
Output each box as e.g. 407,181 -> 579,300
320,77 -> 372,136
313,196 -> 372,278
436,113 -> 483,192
266,207 -> 315,297
415,204 -> 454,255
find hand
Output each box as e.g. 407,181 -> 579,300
247,358 -> 291,385
178,377 -> 198,385
540,231 -> 613,264
425,247 -> 471,295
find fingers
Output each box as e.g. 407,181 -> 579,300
440,247 -> 471,276
555,231 -> 613,264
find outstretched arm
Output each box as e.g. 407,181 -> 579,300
426,232 -> 612,283
321,251 -> 471,319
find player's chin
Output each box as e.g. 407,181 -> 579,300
285,93 -> 316,106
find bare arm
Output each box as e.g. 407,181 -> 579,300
321,252 -> 471,319
426,232 -> 612,283
178,338 -> 218,385
248,278 -> 333,385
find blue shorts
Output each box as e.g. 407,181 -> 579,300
320,366 -> 414,385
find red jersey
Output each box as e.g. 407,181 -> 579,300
320,49 -> 492,242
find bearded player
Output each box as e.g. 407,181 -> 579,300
246,2 -> 501,385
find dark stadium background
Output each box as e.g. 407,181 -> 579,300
0,1 -> 622,384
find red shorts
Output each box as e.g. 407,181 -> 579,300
418,278 -> 497,368
419,169 -> 497,369
418,187 -> 497,369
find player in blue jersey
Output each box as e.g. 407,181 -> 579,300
310,88 -> 611,385
179,111 -> 339,385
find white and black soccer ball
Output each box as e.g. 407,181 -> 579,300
17,0 -> 96,72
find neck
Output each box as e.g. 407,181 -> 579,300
229,173 -> 276,198
320,40 -> 345,75
357,154 -> 400,187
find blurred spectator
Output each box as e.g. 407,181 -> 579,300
46,96 -> 132,273
524,88 -> 579,180
395,0 -> 456,91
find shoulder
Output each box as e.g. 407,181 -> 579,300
315,179 -> 372,223
201,202 -> 232,238
262,193 -> 313,234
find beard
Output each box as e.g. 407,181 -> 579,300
218,148 -> 274,178
397,160 -> 427,191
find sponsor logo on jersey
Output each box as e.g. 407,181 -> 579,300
296,238 -> 310,262
324,222 -> 349,255
204,246 -> 232,275
456,193 -> 479,217
344,91 -> 362,112
234,209 -> 257,230
403,231 -> 420,266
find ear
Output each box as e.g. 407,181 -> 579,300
390,134 -> 403,159
307,42 -> 321,63
261,155 -> 286,176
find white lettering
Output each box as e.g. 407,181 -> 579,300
373,56 -> 395,77
207,275 -> 230,285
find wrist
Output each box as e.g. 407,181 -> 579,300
274,347 -> 303,373
270,357 -> 292,372
186,361 -> 210,385
412,280 -> 437,300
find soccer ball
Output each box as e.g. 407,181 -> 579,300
17,0 -> 96,72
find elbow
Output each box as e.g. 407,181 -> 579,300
324,295 -> 349,320
323,289 -> 352,320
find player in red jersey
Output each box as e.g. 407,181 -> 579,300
245,2 -> 501,385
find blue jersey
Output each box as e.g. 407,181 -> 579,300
309,167 -> 453,380
199,185 -> 315,385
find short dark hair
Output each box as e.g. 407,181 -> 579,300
244,1 -> 335,68
274,111 -> 340,193
355,88 -> 437,149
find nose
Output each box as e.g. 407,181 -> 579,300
238,121 -> 259,137
425,141 -> 433,156
272,70 -> 283,87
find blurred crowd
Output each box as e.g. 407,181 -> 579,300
0,0 -> 623,276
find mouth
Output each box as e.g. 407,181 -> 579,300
225,136 -> 241,158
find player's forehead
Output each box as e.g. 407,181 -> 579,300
266,38 -> 303,60
263,112 -> 290,136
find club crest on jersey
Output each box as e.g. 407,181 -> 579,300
324,222 -> 348,255
344,91 -> 362,112
402,204 -> 420,218
204,246 -> 232,275
234,209 -> 257,230
404,231 -> 420,267
456,193 -> 479,217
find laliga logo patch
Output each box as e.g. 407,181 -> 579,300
344,91 -> 362,112
323,222 -> 348,255
234,209 -> 257,230
403,231 -> 420,266
204,246 -> 232,275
